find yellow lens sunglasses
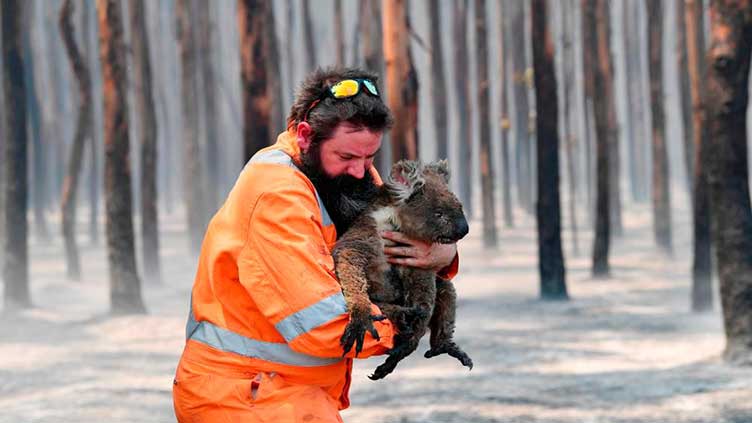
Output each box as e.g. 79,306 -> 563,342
303,78 -> 380,122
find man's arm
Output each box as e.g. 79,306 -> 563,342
238,179 -> 395,359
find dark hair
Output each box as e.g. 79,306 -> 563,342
287,67 -> 394,145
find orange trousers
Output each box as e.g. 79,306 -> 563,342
173,354 -> 344,423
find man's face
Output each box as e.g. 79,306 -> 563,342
315,124 -> 382,179
298,123 -> 382,234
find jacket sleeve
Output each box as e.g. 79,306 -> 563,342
437,251 -> 460,280
238,176 -> 394,359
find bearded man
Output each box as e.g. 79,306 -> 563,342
173,68 -> 459,422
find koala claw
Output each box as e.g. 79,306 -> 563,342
424,342 -> 474,370
340,314 -> 385,357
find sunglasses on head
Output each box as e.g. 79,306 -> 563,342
303,78 -> 380,122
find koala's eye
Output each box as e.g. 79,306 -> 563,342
434,212 -> 444,219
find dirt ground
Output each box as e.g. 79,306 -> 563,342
1,203 -> 751,423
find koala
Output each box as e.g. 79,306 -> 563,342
332,159 -> 473,380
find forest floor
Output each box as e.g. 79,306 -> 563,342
1,203 -> 751,423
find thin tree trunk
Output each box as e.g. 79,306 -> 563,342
511,0 -> 532,213
383,0 -> 419,162
588,0 -> 611,277
301,0 -> 316,71
532,0 -> 567,300
646,0 -> 673,254
604,0 -> 621,237
2,0 -> 31,310
24,24 -> 49,242
84,0 -> 100,245
475,0 -> 497,248
429,0 -> 449,160
624,0 -> 640,203
263,0 -> 284,135
96,0 -> 145,314
334,0 -> 344,66
361,0 -> 387,171
237,0 -> 271,162
195,0 -> 220,210
580,2 -> 595,226
499,0 -> 513,228
177,0 -> 208,254
561,0 -> 579,255
129,0 -> 160,284
706,0 -> 752,365
685,0 -> 713,312
60,0 -> 92,281
452,0 -> 472,217
677,0 -> 695,201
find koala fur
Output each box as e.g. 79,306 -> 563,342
332,160 -> 472,380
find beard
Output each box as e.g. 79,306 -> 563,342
299,143 -> 379,236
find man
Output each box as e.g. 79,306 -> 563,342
173,68 -> 459,422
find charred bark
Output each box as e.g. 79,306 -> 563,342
511,0 -> 532,213
2,0 -> 31,310
532,0 -> 567,299
588,0 -> 612,277
475,0 -> 497,248
685,0 -> 713,312
705,0 -> 752,364
96,0 -> 145,314
429,0 -> 449,161
177,0 -> 208,254
301,0 -> 316,71
129,0 -> 160,284
383,0 -> 419,162
452,0 -> 472,217
237,0 -> 271,162
59,0 -> 93,281
499,0 -> 513,228
646,0 -> 673,254
677,0 -> 696,200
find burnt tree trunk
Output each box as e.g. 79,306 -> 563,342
263,0 -> 284,134
301,0 -> 316,71
588,0 -> 612,277
602,0 -> 621,237
580,2 -> 595,225
561,0 -> 579,255
2,0 -> 31,310
475,0 -> 497,248
334,0 -> 344,66
646,0 -> 673,254
511,0 -> 532,213
195,0 -> 220,210
685,0 -> 713,312
452,0 -> 472,217
383,0 -> 419,162
532,0 -> 567,300
624,0 -> 642,202
677,0 -> 695,200
238,0 -> 271,162
360,0 -> 387,171
84,0 -> 100,245
96,0 -> 146,314
177,0 -> 208,255
705,0 -> 752,364
59,0 -> 92,281
429,0 -> 449,161
129,0 -> 160,284
499,0 -> 513,228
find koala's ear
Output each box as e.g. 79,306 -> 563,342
386,160 -> 425,202
425,159 -> 451,183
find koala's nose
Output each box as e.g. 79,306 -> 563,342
454,217 -> 469,239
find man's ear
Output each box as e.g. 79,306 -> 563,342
296,122 -> 313,153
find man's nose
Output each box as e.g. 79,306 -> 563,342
347,162 -> 367,179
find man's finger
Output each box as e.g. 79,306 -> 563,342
383,246 -> 416,257
387,257 -> 419,267
381,231 -> 414,245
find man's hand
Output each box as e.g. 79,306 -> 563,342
381,231 -> 457,271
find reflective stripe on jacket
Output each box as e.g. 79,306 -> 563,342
178,130 -> 395,411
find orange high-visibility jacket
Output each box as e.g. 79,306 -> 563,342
173,130 -> 458,422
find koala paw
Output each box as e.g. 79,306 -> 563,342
340,313 -> 386,357
424,342 -> 473,370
